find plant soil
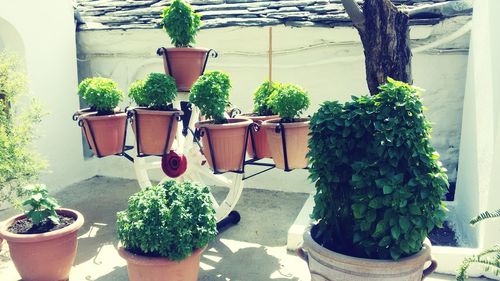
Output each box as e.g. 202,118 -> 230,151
7,215 -> 75,235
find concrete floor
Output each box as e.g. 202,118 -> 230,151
0,177 -> 489,280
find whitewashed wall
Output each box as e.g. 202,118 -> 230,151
0,0 -> 96,192
77,17 -> 470,193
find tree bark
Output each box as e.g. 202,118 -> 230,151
342,0 -> 412,95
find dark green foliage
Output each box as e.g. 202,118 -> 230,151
23,185 -> 60,226
308,78 -> 448,260
189,71 -> 231,124
116,180 -> 217,261
253,81 -> 280,116
78,77 -> 123,114
269,83 -> 310,122
162,0 -> 201,48
456,209 -> 500,280
128,73 -> 177,110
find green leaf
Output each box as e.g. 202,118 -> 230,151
391,226 -> 401,240
409,204 -> 421,215
379,236 -> 392,247
399,216 -> 411,232
383,185 -> 394,194
369,197 -> 383,209
352,204 -> 367,219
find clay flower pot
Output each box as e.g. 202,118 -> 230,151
130,108 -> 183,156
261,118 -> 310,170
0,208 -> 84,281
159,47 -> 209,92
80,112 -> 128,157
241,114 -> 278,159
118,245 -> 205,281
195,118 -> 252,172
302,225 -> 437,281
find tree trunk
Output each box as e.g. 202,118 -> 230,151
342,0 -> 412,95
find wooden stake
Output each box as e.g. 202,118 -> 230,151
268,26 -> 273,90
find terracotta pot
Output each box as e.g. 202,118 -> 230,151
80,112 -> 128,157
161,48 -> 209,92
195,118 -> 252,172
118,245 -> 205,281
0,208 -> 84,281
302,225 -> 437,281
130,108 -> 182,156
261,118 -> 310,170
240,114 -> 279,159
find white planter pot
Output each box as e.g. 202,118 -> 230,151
302,226 -> 437,281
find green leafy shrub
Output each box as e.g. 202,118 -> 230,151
128,73 -> 177,110
78,77 -> 123,115
189,71 -> 231,124
116,180 -> 217,261
269,83 -> 310,122
23,185 -> 60,226
162,0 -> 201,48
0,52 -> 45,205
308,78 -> 448,260
456,209 -> 500,281
253,80 -> 280,116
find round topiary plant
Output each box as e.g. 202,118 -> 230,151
253,80 -> 280,116
162,0 -> 201,48
269,83 -> 310,122
129,73 -> 177,110
78,77 -> 123,115
189,71 -> 231,124
308,78 -> 448,261
116,180 -> 217,261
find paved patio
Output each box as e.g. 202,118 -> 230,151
0,177 -> 488,280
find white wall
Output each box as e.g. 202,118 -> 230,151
0,0 -> 96,193
455,0 -> 500,249
77,18 -> 470,193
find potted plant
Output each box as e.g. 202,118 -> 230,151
77,77 -> 127,157
189,71 -> 252,173
303,78 -> 447,280
241,80 -> 280,159
0,52 -> 46,250
159,0 -> 210,92
0,185 -> 84,281
117,180 -> 217,281
128,73 -> 183,156
261,83 -> 310,170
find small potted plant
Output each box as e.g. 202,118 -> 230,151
159,0 -> 210,92
77,77 -> 127,157
190,71 -> 252,173
0,185 -> 84,281
240,81 -> 280,159
303,78 -> 448,280
261,83 -> 310,170
128,73 -> 183,156
117,180 -> 217,281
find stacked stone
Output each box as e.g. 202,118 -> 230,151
76,0 -> 472,30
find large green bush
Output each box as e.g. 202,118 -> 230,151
128,73 -> 177,110
78,77 -> 123,114
308,78 -> 448,260
189,71 -> 231,124
116,180 -> 217,261
162,0 -> 201,48
0,52 -> 45,205
269,83 -> 310,122
253,80 -> 280,116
